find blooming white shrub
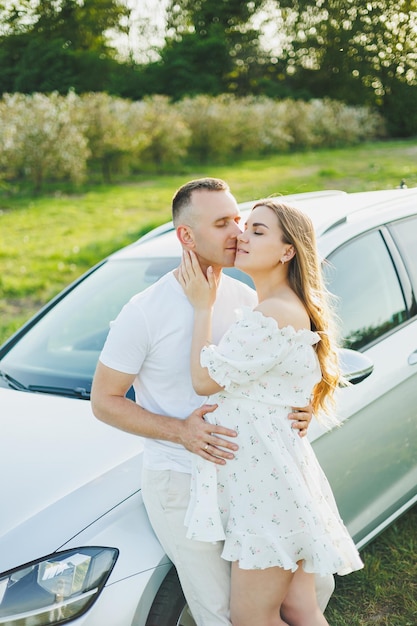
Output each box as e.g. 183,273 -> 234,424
0,91 -> 386,189
0,99 -> 19,181
231,97 -> 292,155
176,95 -> 239,162
0,92 -> 89,190
306,99 -> 386,147
79,92 -> 151,180
135,95 -> 191,170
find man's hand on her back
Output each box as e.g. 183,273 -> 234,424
288,404 -> 313,437
180,404 -> 239,464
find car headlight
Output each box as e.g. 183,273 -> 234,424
0,547 -> 118,625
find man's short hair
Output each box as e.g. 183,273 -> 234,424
172,178 -> 230,225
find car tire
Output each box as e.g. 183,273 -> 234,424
145,567 -> 196,626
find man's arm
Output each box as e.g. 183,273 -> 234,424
91,361 -> 239,464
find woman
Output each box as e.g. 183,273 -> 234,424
178,200 -> 363,626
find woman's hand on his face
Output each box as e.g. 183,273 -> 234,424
178,250 -> 218,309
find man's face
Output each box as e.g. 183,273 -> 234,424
186,189 -> 242,270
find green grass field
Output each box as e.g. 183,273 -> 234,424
1,138 -> 416,624
1,138 -> 417,343
325,506 -> 417,625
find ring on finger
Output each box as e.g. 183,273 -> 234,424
204,444 -> 209,451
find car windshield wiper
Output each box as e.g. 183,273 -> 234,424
28,385 -> 91,399
0,369 -> 30,391
0,370 -> 90,399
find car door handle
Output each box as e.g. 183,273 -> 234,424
408,350 -> 417,366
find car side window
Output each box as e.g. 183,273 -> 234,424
388,215 -> 417,292
323,230 -> 408,350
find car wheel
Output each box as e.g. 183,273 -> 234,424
145,567 -> 196,626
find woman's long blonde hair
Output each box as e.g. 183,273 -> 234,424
252,200 -> 341,417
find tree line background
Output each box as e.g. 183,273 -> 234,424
0,0 -> 416,190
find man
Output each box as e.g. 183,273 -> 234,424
91,178 -> 334,625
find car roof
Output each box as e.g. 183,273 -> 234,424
111,187 -> 417,261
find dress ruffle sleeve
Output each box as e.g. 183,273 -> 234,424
200,307 -> 320,392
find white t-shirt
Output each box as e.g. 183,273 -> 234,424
99,270 -> 257,473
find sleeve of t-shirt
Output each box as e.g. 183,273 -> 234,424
99,299 -> 150,375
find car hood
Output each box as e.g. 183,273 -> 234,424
0,387 -> 144,573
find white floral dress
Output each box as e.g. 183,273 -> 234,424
185,307 -> 363,576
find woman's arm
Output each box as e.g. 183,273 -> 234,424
178,251 -> 223,395
190,307 -> 223,395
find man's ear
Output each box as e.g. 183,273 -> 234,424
176,225 -> 195,249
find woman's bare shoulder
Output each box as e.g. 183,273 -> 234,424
256,294 -> 310,331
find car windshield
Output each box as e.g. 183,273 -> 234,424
0,256 -> 255,397
0,257 -> 180,396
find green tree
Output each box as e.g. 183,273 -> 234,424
0,0 -> 130,94
149,0 -> 267,97
273,0 -> 417,134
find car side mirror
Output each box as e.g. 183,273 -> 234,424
338,348 -> 374,385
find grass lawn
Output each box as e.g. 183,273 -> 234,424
1,138 -> 417,624
326,505 -> 417,625
1,138 -> 416,343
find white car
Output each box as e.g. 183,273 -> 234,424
1,188 -> 416,626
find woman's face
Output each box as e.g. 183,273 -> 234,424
235,205 -> 290,275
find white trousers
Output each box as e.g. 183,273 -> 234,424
141,468 -> 335,626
